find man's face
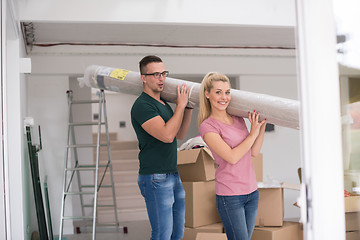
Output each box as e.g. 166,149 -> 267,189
141,62 -> 166,93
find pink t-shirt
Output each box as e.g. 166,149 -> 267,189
200,115 -> 258,196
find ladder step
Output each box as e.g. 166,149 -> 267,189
64,191 -> 95,195
69,122 -> 105,126
62,216 -> 93,220
78,164 -> 109,168
67,144 -> 108,148
71,100 -> 101,104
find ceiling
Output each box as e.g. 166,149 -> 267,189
22,22 -> 296,51
21,21 -> 360,76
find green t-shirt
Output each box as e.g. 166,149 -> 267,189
131,92 -> 178,175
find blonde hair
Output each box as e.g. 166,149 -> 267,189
198,72 -> 231,127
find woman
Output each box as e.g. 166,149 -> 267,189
198,72 -> 266,240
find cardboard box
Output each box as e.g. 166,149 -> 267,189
345,195 -> 360,212
183,181 -> 221,227
281,182 -> 301,191
345,195 -> 360,232
195,232 -> 227,240
346,231 -> 360,240
178,148 -> 263,182
182,223 -> 224,240
178,148 -> 215,182
252,153 -> 263,182
346,212 -> 360,231
256,188 -> 284,227
252,221 -> 302,240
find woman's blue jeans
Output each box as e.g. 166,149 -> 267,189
216,190 -> 259,240
138,172 -> 185,240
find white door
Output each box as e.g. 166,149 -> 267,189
296,0 -> 345,239
0,0 -> 8,238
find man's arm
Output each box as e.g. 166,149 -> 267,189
141,84 -> 189,143
176,108 -> 193,140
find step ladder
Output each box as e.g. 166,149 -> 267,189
59,89 -> 120,240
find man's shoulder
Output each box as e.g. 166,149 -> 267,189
134,92 -> 146,101
131,93 -> 159,119
132,93 -> 154,108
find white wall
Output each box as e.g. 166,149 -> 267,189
27,75 -> 74,235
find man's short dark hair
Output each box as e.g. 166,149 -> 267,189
139,55 -> 163,74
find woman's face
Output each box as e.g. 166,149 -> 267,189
205,81 -> 231,111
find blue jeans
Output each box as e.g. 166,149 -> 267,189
138,172 -> 185,240
216,190 -> 259,240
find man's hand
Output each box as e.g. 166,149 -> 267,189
175,84 -> 190,109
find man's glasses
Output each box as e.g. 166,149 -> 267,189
142,71 -> 169,79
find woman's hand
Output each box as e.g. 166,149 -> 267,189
248,110 -> 266,138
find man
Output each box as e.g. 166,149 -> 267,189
131,55 -> 193,240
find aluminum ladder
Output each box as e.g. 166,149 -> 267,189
59,89 -> 120,239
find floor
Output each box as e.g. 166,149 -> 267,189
57,220 -> 151,240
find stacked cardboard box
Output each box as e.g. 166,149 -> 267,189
195,232 -> 228,240
253,183 -> 303,240
182,181 -> 221,228
177,148 -> 216,182
346,231 -> 360,240
178,148 -> 222,240
252,221 -> 302,240
344,195 -> 360,239
255,187 -> 284,227
183,223 -> 224,240
177,148 -> 263,240
251,158 -> 303,240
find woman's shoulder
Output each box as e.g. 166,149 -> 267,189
200,117 -> 214,128
200,117 -> 220,133
202,116 -> 223,127
202,116 -> 213,124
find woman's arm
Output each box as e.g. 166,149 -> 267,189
203,131 -> 257,164
251,121 -> 266,157
202,111 -> 266,164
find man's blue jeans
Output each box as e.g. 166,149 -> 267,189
138,172 -> 185,240
216,190 -> 259,240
